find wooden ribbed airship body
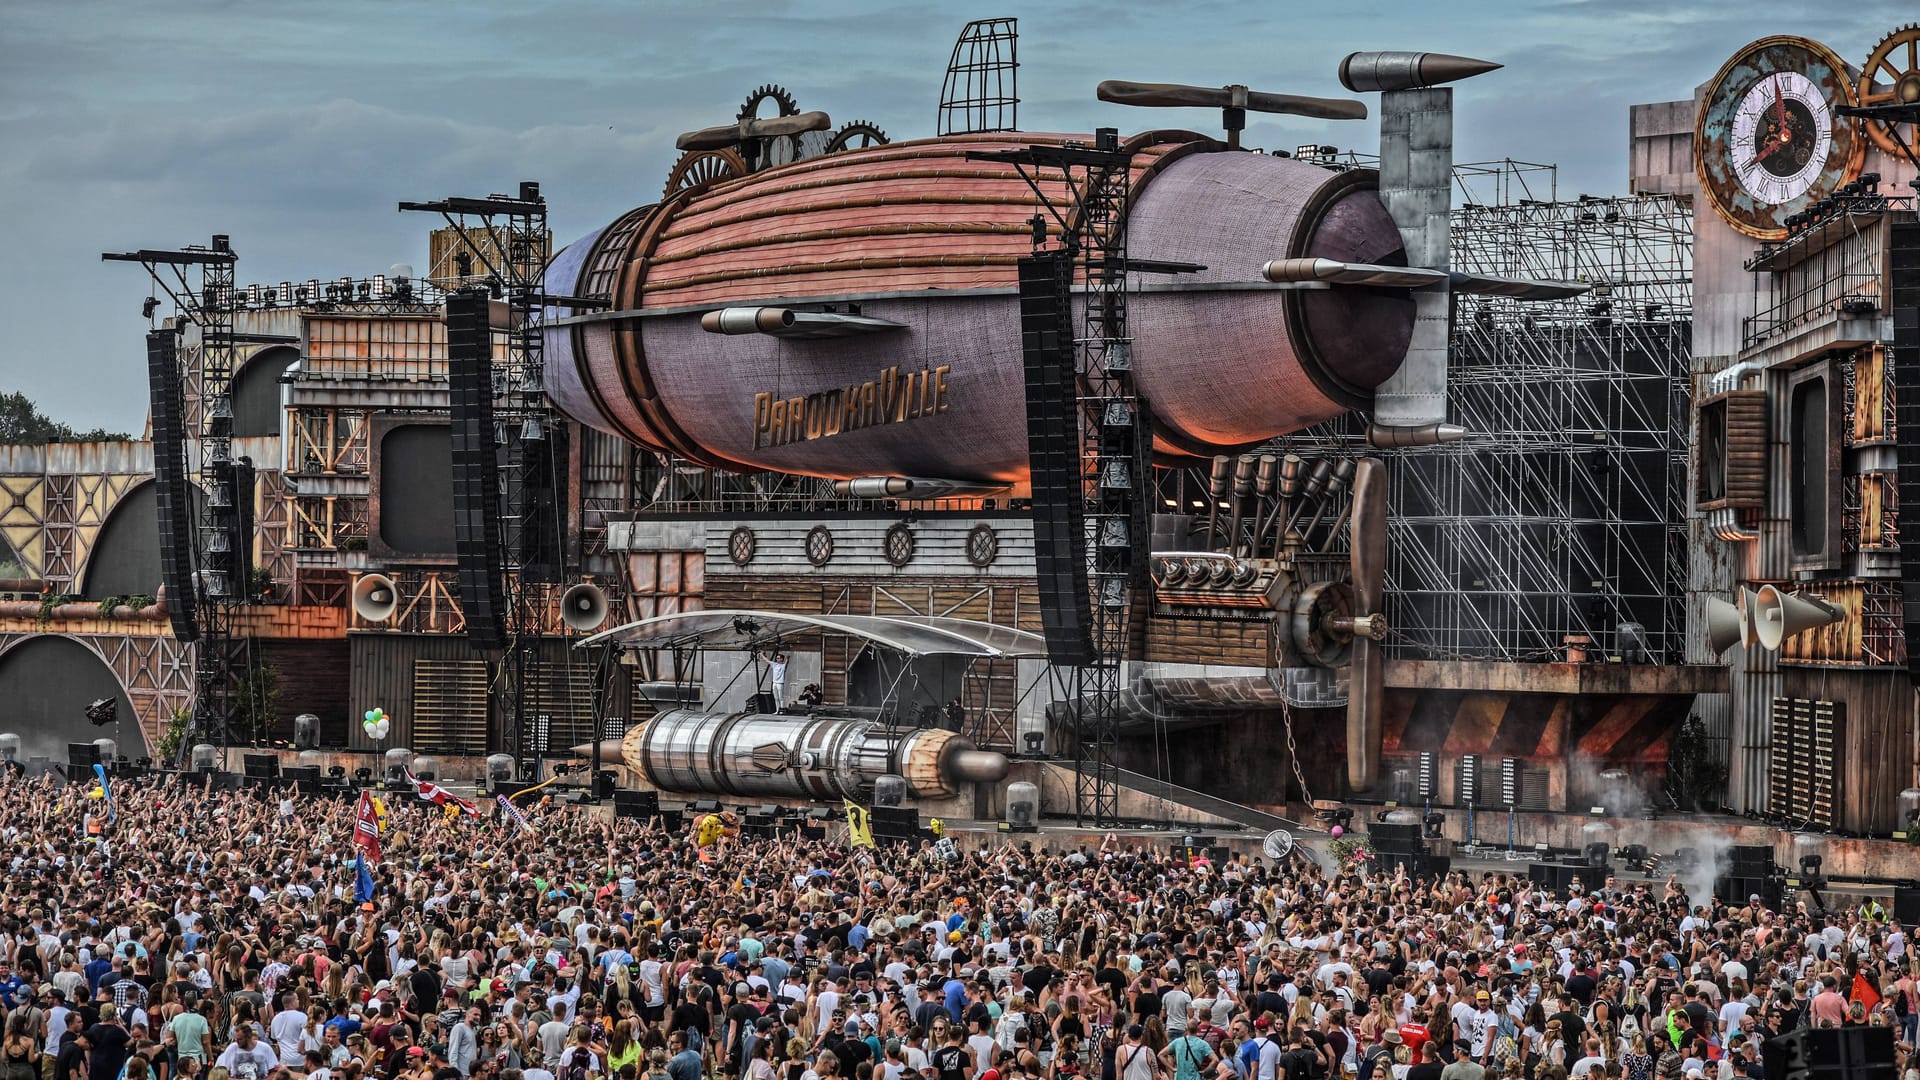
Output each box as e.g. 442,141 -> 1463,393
543,129 -> 1414,483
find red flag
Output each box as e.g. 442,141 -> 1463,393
406,771 -> 480,817
353,790 -> 382,862
1852,972 -> 1882,1012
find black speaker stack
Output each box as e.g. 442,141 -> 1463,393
282,765 -> 322,786
1891,219 -> 1920,683
1368,822 -> 1447,877
612,789 -> 660,821
1894,884 -> 1920,927
1017,252 -> 1094,667
744,804 -> 780,839
1528,861 -> 1606,897
1763,1024 -> 1895,1080
146,330 -> 200,642
445,287 -> 508,650
1712,843 -> 1779,908
870,804 -> 922,844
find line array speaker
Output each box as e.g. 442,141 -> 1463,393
146,330 -> 199,642
1893,220 -> 1920,684
1018,252 -> 1094,666
446,288 -> 507,650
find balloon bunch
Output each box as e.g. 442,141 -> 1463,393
362,707 -> 391,740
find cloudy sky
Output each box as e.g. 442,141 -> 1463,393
2,0 -> 1911,432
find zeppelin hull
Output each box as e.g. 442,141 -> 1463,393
546,132 -> 1412,478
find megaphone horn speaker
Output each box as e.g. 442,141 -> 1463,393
1752,584 -> 1842,651
1737,586 -> 1762,647
560,582 -> 610,633
351,573 -> 398,623
1704,596 -> 1747,657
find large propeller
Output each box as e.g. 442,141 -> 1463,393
676,111 -> 833,152
1339,458 -> 1388,791
1097,80 -> 1366,148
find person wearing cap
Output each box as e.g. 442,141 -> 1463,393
1238,1018 -> 1282,1080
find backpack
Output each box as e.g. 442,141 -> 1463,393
562,1049 -> 593,1080
1358,1046 -> 1394,1080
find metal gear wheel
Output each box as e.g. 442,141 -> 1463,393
737,83 -> 800,121
824,121 -> 891,153
1858,24 -> 1920,156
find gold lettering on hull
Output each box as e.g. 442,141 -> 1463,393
752,364 -> 952,449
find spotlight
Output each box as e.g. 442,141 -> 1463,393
1799,854 -> 1822,876
731,616 -> 762,636
141,297 -> 161,319
1422,812 -> 1445,839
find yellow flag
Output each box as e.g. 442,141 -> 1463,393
844,798 -> 875,849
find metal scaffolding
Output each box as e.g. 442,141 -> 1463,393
1281,164 -> 1694,663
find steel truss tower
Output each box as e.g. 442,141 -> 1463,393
1282,172 -> 1693,663
402,186 -> 559,764
104,238 -> 276,752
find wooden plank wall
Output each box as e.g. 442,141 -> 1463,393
1779,668 -> 1917,833
259,639 -> 351,744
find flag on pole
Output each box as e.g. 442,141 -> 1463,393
353,790 -> 383,861
843,798 -> 874,849
90,764 -> 116,823
354,852 -> 376,905
405,770 -> 480,817
497,794 -> 535,834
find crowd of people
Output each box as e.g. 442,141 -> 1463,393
0,771 -> 1915,1080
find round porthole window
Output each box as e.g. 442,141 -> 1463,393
805,525 -> 835,567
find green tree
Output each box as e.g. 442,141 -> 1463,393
0,392 -> 129,444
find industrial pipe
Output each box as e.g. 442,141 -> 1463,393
573,710 -> 1008,801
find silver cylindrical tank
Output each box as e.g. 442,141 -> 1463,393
626,709 -> 1007,801
91,738 -> 118,766
0,733 -> 18,762
383,747 -> 411,779
191,743 -> 218,770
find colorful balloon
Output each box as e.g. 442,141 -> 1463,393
1330,825 -> 1344,838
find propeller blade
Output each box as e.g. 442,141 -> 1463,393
1346,456 -> 1388,792
1243,88 -> 1369,121
1347,637 -> 1383,791
676,111 -> 833,151
1350,457 -> 1387,615
1098,81 -> 1366,120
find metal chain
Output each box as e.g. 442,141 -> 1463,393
1281,695 -> 1314,806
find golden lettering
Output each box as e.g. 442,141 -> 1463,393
746,364 -> 955,447
752,392 -> 772,448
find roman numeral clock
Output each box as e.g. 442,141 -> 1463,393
1697,35 -> 1865,238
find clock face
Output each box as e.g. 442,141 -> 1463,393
1696,36 -> 1863,239
1730,72 -> 1831,204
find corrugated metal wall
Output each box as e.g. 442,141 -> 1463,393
345,632 -> 627,757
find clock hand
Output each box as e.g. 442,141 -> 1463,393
1755,133 -> 1787,163
1772,74 -> 1787,131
